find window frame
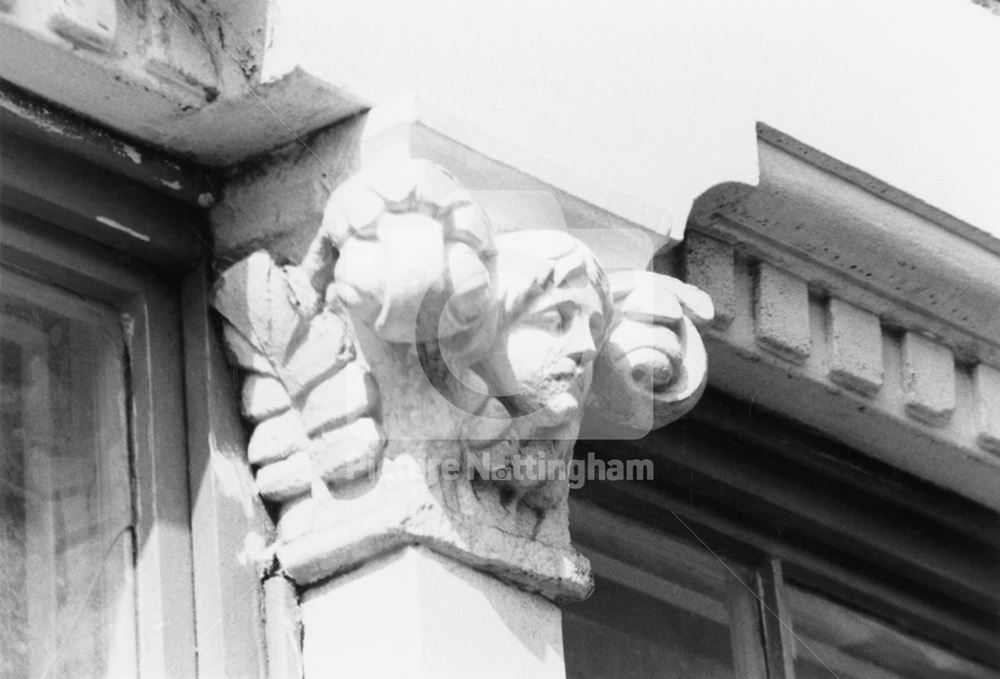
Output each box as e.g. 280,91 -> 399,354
568,498 -> 770,677
1,209 -> 198,678
574,387 -> 1000,677
2,83 -> 271,678
1,264 -> 139,677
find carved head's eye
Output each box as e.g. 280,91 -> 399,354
529,308 -> 564,332
558,306 -> 575,332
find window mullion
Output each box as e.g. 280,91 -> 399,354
725,568 -> 769,678
757,557 -> 797,679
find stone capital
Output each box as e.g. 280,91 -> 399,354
213,157 -> 713,601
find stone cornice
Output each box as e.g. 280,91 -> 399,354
0,0 -> 366,165
210,108 -> 1000,510
755,124 -> 1000,257
686,127 -> 1000,508
690,128 -> 1000,367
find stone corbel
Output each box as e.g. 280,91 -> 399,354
213,157 -> 713,602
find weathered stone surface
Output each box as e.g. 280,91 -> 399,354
588,271 -> 712,433
828,298 -> 884,396
901,331 -> 956,427
754,263 -> 811,364
296,363 -> 377,436
242,374 -> 292,420
47,0 -> 117,52
683,223 -> 1000,509
254,418 -> 383,502
213,158 -> 712,602
684,231 -> 735,329
692,134 -> 1000,369
972,364 -> 1000,454
143,1 -> 220,99
247,409 -> 308,466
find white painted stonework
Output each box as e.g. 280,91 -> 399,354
214,156 -> 712,594
4,0 -> 1000,673
6,2 -> 997,242
686,131 -> 1000,509
263,0 -> 1000,244
301,547 -> 566,679
0,0 -> 364,164
212,149 -> 713,675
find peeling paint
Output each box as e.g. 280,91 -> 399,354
96,215 -> 151,242
120,144 -> 142,164
32,117 -> 78,139
160,178 -> 183,190
7,103 -> 83,141
239,531 -> 269,568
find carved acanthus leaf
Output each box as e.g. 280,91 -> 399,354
214,250 -> 384,507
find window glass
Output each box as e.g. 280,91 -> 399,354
0,268 -> 135,679
788,584 -> 999,679
563,506 -> 737,678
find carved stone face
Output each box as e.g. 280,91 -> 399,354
479,273 -> 606,433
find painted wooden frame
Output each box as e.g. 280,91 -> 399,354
575,386 -> 1000,672
0,106 -> 266,677
1,210 -> 197,677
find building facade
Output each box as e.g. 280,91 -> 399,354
1,1 -> 998,678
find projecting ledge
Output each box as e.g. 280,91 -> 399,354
685,127 -> 1000,509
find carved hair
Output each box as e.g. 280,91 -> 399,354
492,229 -> 615,346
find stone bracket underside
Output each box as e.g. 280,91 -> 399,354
274,492 -> 591,602
684,212 -> 1000,508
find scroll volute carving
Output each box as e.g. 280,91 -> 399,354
213,159 -> 713,601
587,271 -> 713,433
